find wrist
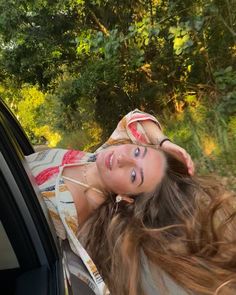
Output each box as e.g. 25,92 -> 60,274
159,137 -> 171,147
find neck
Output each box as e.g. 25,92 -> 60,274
82,162 -> 109,210
83,162 -> 106,195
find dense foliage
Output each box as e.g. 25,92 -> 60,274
0,0 -> 235,186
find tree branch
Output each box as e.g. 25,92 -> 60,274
158,8 -> 190,25
149,0 -> 154,26
218,14 -> 236,38
88,9 -> 109,37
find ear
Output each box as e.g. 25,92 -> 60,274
117,194 -> 134,204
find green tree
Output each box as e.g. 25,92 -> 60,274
0,0 -> 235,181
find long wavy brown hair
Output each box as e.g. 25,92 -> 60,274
79,150 -> 236,295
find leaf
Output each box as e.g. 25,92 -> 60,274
194,19 -> 204,31
224,66 -> 232,73
169,26 -> 176,34
144,38 -> 149,46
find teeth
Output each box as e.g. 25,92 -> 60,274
109,154 -> 113,169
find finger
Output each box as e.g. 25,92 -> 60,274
190,160 -> 195,175
181,151 -> 194,175
172,148 -> 187,163
186,154 -> 192,169
190,165 -> 195,175
180,149 -> 189,162
168,146 -> 193,173
177,147 -> 186,157
187,156 -> 195,175
170,146 -> 194,175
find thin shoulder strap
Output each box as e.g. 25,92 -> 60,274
62,175 -> 103,195
56,168 -> 110,295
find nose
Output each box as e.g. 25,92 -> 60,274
117,154 -> 135,168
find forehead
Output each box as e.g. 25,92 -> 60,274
144,148 -> 162,186
109,144 -> 165,192
135,146 -> 165,194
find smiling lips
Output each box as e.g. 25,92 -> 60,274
105,152 -> 114,170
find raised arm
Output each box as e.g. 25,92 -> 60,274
97,109 -> 194,175
97,109 -> 163,147
141,120 -> 195,176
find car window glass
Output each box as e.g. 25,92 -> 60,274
0,221 -> 19,270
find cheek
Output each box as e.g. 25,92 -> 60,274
148,166 -> 164,190
108,171 -> 130,193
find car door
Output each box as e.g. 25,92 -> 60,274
0,99 -> 34,155
0,98 -> 66,295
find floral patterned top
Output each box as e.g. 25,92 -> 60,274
26,109 -> 161,295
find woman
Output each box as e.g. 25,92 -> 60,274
80,114 -> 236,294
82,150 -> 236,295
26,109 -> 236,294
27,110 -> 194,294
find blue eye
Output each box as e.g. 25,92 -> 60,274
134,147 -> 140,157
131,169 -> 136,183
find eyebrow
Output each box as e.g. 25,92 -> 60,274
142,146 -> 147,158
138,147 -> 147,186
139,168 -> 144,187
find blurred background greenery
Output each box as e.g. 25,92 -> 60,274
0,0 -> 235,189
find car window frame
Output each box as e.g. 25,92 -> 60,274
0,99 -> 34,155
0,102 -> 65,295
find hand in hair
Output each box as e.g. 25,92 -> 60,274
140,120 -> 194,176
160,140 -> 195,176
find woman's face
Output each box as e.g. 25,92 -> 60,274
96,144 -> 166,195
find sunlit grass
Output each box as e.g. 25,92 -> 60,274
163,98 -> 236,191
